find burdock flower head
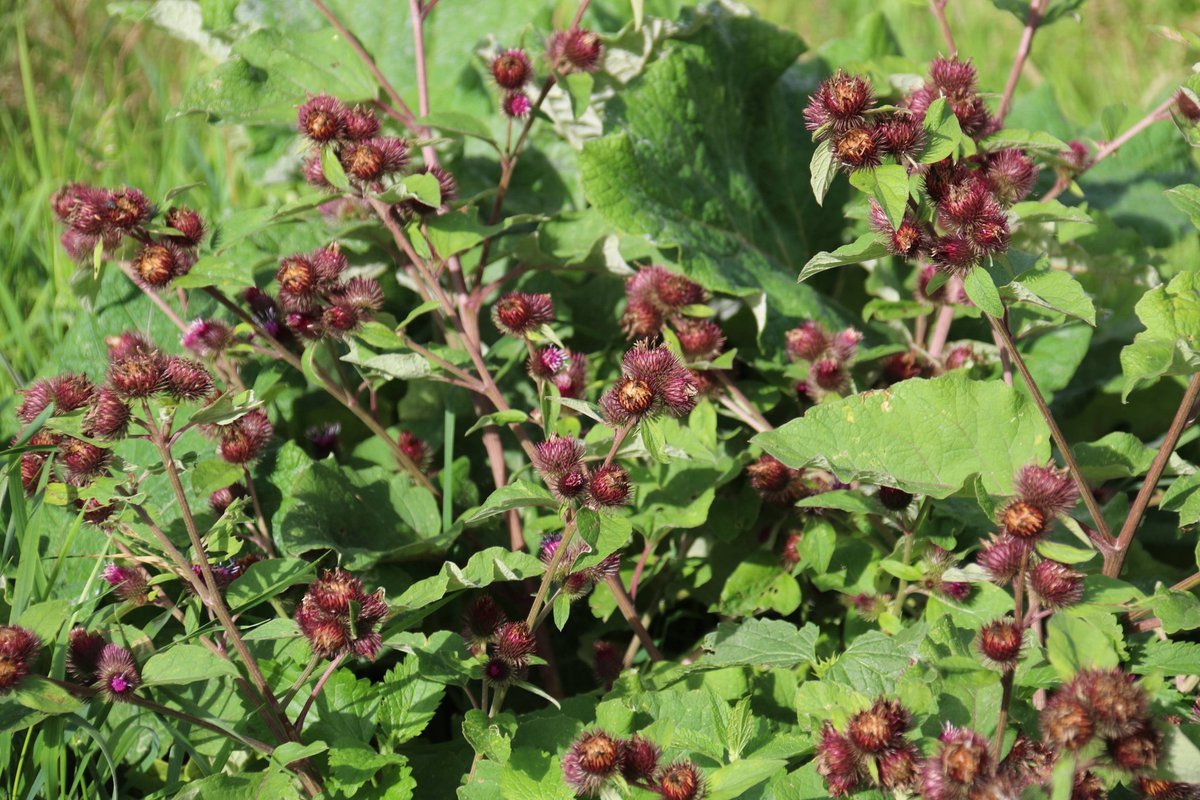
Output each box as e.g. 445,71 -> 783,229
550,29 -> 604,73
532,436 -> 588,502
816,697 -> 917,796
102,562 -> 150,604
600,341 -> 697,426
95,643 -> 139,702
462,595 -> 507,654
1028,559 -> 1084,608
492,48 -> 532,89
492,292 -> 554,337
786,321 -> 830,363
132,240 -> 193,289
502,92 -> 533,119
869,201 -> 927,259
162,356 -> 214,401
181,319 -> 233,358
804,70 -> 875,137
17,372 -> 97,422
998,462 -> 1079,541
0,625 -> 41,694
562,729 -> 623,797
66,628 -> 106,683
976,617 -> 1024,671
216,409 -> 274,464
975,533 -> 1029,584
528,346 -> 571,380
295,568 -> 389,660
658,761 -> 707,800
492,621 -> 536,669
747,454 -> 805,505
297,94 -> 348,144
983,149 -> 1039,206
920,724 -> 993,800
587,464 -> 631,509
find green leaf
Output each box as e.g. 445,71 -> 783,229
141,644 -> 241,686
340,344 -> 432,381
962,267 -> 1004,317
378,655 -> 447,747
388,547 -> 544,627
983,128 -> 1070,153
754,372 -> 1051,498
321,144 -> 350,192
466,481 -> 558,524
1010,199 -> 1093,225
381,172 -> 442,209
1120,271 -> 1200,399
920,96 -> 964,163
719,554 -> 801,616
1134,639 -> 1200,676
10,676 -> 84,715
397,299 -> 442,330
327,746 -> 406,796
172,256 -> 253,292
1141,589 -> 1200,634
698,618 -> 818,669
1161,725 -> 1200,784
499,748 -> 572,800
1071,432 -> 1156,483
422,214 -> 502,259
809,139 -> 837,206
562,72 -> 594,119
1166,184 -> 1200,231
851,164 -> 908,229
1003,269 -> 1096,324
825,625 -> 926,696
464,410 -> 528,436
1161,472 -> 1200,526
226,558 -> 314,611
418,111 -> 496,144
798,233 -> 889,282
463,709 -> 516,764
580,10 -> 842,325
1045,611 -> 1122,677
640,417 -> 669,464
307,669 -> 379,745
190,458 -> 244,495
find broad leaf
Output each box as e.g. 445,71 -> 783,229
754,372 -> 1051,498
1120,271 -> 1200,399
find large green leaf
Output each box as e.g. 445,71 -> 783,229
698,618 -> 818,669
580,9 -> 846,327
1120,271 -> 1200,399
754,373 -> 1051,498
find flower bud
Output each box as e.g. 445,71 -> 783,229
132,241 -> 190,288
877,486 -> 913,510
217,409 -> 274,464
59,437 -> 110,483
492,49 -> 532,89
332,276 -> 385,314
482,657 -> 516,687
296,568 -> 388,660
785,321 -> 829,362
816,723 -> 861,796
66,628 -> 106,683
209,483 -> 247,516
984,149 -> 1039,206
1075,667 -> 1148,738
95,643 -> 140,701
976,534 -> 1028,583
1015,462 -> 1079,518
528,346 -> 570,379
1040,692 -> 1094,751
977,617 -> 1024,670
341,137 -> 409,181
676,318 -> 725,361
322,303 -> 361,336
922,724 -> 991,798
877,742 -> 920,790
181,319 -> 233,358
0,625 -> 41,694
804,71 -> 874,137
399,430 -> 433,470
463,595 -> 507,652
102,562 -> 149,604
562,730 -> 623,797
492,292 -> 554,336
659,760 -> 706,800
108,351 -> 166,398
493,621 -> 535,668
869,201 -> 926,259
588,464 -> 631,508
1107,722 -> 1161,772
163,356 -> 214,400
747,454 -> 802,505
297,94 -> 348,144
164,206 -> 205,247
501,92 -> 532,118
620,735 -> 661,782
878,116 -> 925,160
833,126 -> 884,172
1028,559 -> 1084,608
652,269 -> 705,308
550,29 -> 603,73
931,234 -> 977,275
533,436 -> 586,480
80,388 -> 130,440
809,357 -> 848,394
343,106 -> 381,141
307,422 -> 341,460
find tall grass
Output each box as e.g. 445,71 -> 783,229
0,2 -> 255,397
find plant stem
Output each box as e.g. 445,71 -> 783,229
204,287 -> 435,490
47,678 -> 273,755
293,654 -> 346,733
995,0 -> 1046,125
142,403 -> 292,736
282,655 -> 323,710
715,371 -> 772,432
407,0 -> 440,168
1105,373 -> 1200,578
630,535 -> 654,600
605,573 -> 663,662
993,549 -> 1029,755
986,314 -> 1113,544
1041,95 -> 1176,202
929,0 -> 956,54
309,0 -> 419,130
242,467 -> 276,556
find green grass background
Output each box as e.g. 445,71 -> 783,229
1,0 -> 1197,396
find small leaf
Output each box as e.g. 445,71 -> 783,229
141,644 -> 241,686
562,72 -> 594,119
418,112 -> 496,145
321,144 -> 350,191
465,410 -> 528,436
466,481 -> 558,524
962,267 -> 1004,317
10,676 -> 84,715
397,299 -> 442,329
798,233 -> 889,282
809,139 -> 838,206
1120,271 -> 1200,399
920,96 -> 964,163
1003,269 -> 1096,325
698,618 -> 818,669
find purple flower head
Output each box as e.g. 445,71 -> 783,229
95,643 -> 140,701
297,94 -> 348,144
181,319 -> 233,359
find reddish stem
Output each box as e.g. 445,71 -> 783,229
995,0 -> 1046,125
